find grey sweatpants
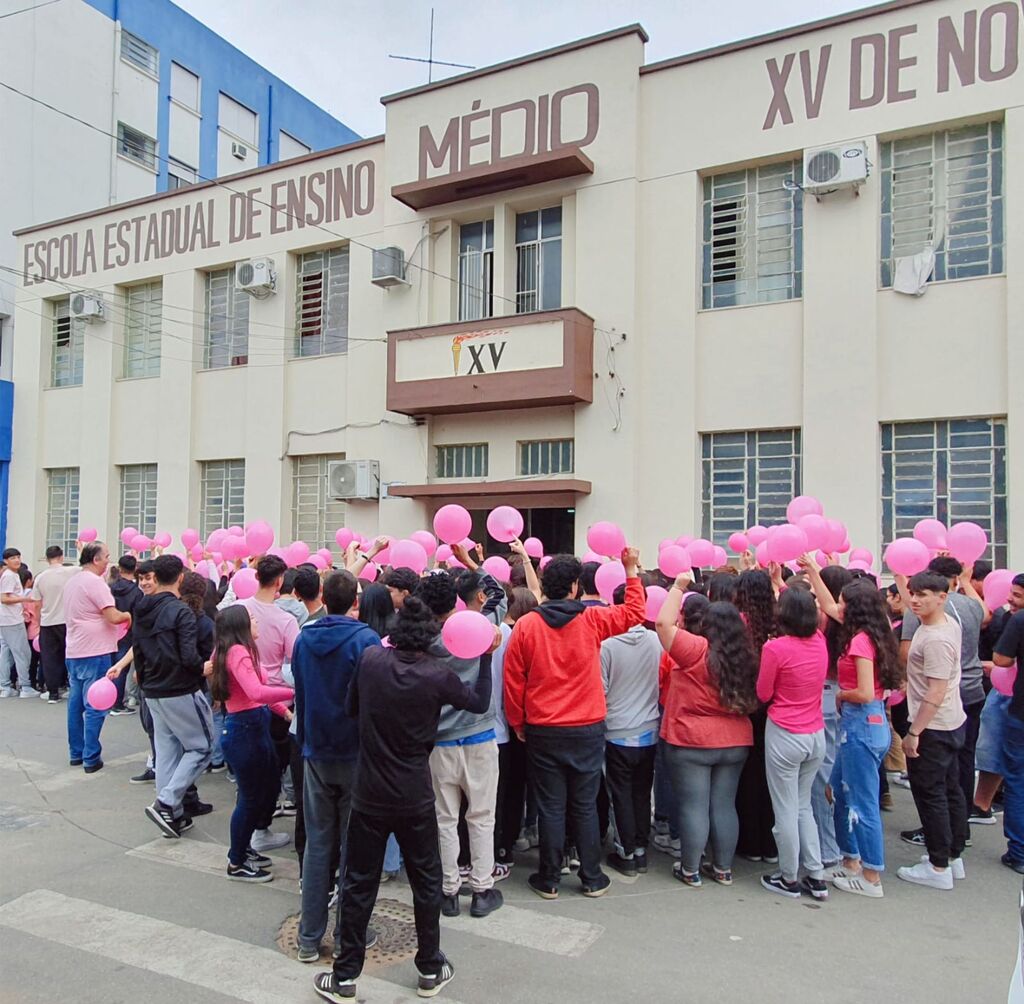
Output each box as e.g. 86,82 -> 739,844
765,718 -> 826,882
147,691 -> 214,817
0,622 -> 32,691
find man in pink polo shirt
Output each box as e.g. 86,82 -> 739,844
63,542 -> 132,773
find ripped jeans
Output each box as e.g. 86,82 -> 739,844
830,700 -> 890,872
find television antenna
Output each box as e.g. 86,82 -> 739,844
389,8 -> 475,83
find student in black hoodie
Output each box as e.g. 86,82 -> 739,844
110,555 -> 141,713
132,555 -> 213,838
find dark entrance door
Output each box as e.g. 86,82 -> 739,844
467,507 -> 576,556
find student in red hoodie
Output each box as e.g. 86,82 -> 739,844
503,546 -> 645,900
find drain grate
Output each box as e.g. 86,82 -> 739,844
276,897 -> 418,969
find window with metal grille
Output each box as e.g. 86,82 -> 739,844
881,418 -> 1007,567
291,455 -> 347,555
123,282 -> 161,378
295,247 -> 349,357
435,444 -> 489,479
515,207 -> 562,313
880,122 -> 1003,287
199,460 -> 245,539
168,158 -> 197,189
119,464 -> 158,539
120,30 -> 158,75
46,468 -> 79,556
701,161 -> 803,309
205,269 -> 249,368
701,429 -> 802,544
458,221 -> 494,320
51,299 -> 84,387
117,122 -> 157,170
519,439 -> 574,476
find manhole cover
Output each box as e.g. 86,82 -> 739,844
277,897 -> 418,969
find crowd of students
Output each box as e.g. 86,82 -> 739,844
1,534 -> 1022,1002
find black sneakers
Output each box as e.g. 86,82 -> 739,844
969,804 -> 997,825
313,972 -> 355,1001
606,852 -> 637,877
761,873 -> 801,899
800,876 -> 829,900
469,888 -> 503,918
581,872 -> 611,898
441,893 -> 460,917
130,768 -> 156,784
245,848 -> 272,868
83,760 -> 104,774
899,827 -> 927,846
527,873 -> 559,900
145,800 -> 180,838
226,861 -> 273,883
633,849 -> 648,874
417,956 -> 455,998
183,800 -> 213,817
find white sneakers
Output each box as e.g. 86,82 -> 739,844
251,828 -> 291,852
0,688 -> 15,698
832,875 -> 884,898
897,859 -> 955,890
919,854 -> 965,880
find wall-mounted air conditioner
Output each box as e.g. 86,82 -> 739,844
235,257 -> 276,297
70,293 -> 104,322
328,460 -> 381,500
802,142 -> 869,193
371,247 -> 409,288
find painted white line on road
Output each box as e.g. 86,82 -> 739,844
0,889 -> 463,1004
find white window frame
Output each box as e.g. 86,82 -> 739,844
46,467 -> 80,556
123,281 -> 162,379
170,62 -> 200,112
120,30 -> 158,76
458,220 -> 494,321
199,460 -> 245,539
279,130 -> 311,161
435,443 -> 489,479
295,247 -> 349,358
519,439 -> 574,476
515,206 -> 562,314
51,298 -> 84,388
167,158 -> 197,189
205,268 -> 249,368
291,455 -> 347,555
218,93 -> 258,145
119,464 -> 158,540
117,122 -> 158,171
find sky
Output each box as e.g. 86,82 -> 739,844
173,0 -> 876,138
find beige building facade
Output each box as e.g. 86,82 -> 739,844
9,0 -> 1022,567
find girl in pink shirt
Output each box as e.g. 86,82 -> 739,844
208,605 -> 294,881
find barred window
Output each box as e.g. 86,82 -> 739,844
292,455 -> 347,555
701,429 -> 802,545
295,247 -> 349,357
458,220 -> 494,321
515,207 -> 562,313
117,122 -> 157,171
205,269 -> 249,368
881,121 -> 1004,287
51,299 -> 84,387
701,161 -> 803,309
120,30 -> 158,75
123,282 -> 161,378
199,460 -> 245,538
46,468 -> 80,556
519,439 -> 574,476
881,418 -> 1007,567
119,464 -> 158,540
435,444 -> 489,479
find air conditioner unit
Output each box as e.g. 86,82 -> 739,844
371,246 -> 409,288
231,140 -> 248,160
70,293 -> 104,322
328,460 -> 381,500
802,141 -> 869,193
235,257 -> 276,297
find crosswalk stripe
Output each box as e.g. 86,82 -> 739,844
0,751 -> 145,793
128,836 -> 604,958
0,889 -> 465,1003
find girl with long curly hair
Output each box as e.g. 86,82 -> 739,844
655,575 -> 760,887
802,555 -> 903,899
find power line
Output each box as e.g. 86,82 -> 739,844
0,0 -> 61,19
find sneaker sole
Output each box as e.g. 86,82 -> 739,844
760,878 -> 801,899
417,974 -> 454,999
144,804 -> 180,838
581,886 -> 610,898
968,817 -> 997,825
470,903 -> 503,918
226,871 -> 273,883
129,777 -> 155,784
899,835 -> 926,846
801,885 -> 829,900
313,979 -> 356,1002
896,871 -> 953,890
296,952 -> 320,963
529,885 -> 559,901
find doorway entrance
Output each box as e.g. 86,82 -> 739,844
468,507 -> 576,556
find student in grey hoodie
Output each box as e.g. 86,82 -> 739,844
601,582 -> 662,876
275,570 -> 310,627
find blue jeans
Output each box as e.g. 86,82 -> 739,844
831,700 -> 890,872
221,707 -> 279,866
384,833 -> 402,872
1003,714 -> 1024,863
66,655 -> 112,766
210,705 -> 226,766
812,683 -> 841,863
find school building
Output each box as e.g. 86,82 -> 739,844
8,0 -> 1022,568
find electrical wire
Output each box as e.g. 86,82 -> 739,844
0,0 -> 61,19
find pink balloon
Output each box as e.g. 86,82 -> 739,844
460,538 -> 476,552
747,525 -> 769,547
486,506 -> 524,544
182,528 -> 200,550
524,537 -> 544,559
645,585 -> 668,622
435,544 -> 453,564
434,505 -> 473,545
231,567 -> 259,599
728,533 -> 749,554
587,521 -> 626,559
120,527 -> 138,546
594,561 -> 627,602
335,527 -> 355,550
195,560 -> 210,579
289,541 -> 311,566
448,557 -> 466,570
390,539 -> 429,575
539,555 -> 552,571
946,522 -> 988,565
659,538 -> 676,553
482,556 -> 512,582
455,596 -> 467,610
847,559 -> 871,572
207,529 -> 227,552
755,540 -> 771,567
797,514 -> 829,552
824,520 -> 847,554
79,527 -> 98,543
411,531 -> 438,558
87,677 -> 117,712
581,550 -> 607,565
189,544 -> 204,562
687,539 -> 715,567
676,535 -> 694,548
220,536 -> 247,561
983,569 -> 1015,612
31,636 -> 40,653
836,535 -> 851,554
441,610 -> 495,659
129,534 -> 151,552
375,546 -> 392,568
711,546 -> 728,568
913,519 -> 947,550
228,525 -> 244,537
308,554 -> 328,570
317,548 -> 333,564
992,664 -> 1018,697
245,522 -> 275,556
358,563 -> 378,582
888,690 -> 906,707
884,538 -> 930,576
768,524 -> 809,564
153,531 -> 172,549
815,550 -> 832,567
786,495 -> 823,523
659,545 -> 692,577
849,548 -> 874,567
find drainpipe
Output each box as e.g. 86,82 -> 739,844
108,0 -> 122,205
266,83 -> 274,164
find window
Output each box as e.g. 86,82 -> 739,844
701,161 -> 803,309
199,460 -> 245,538
46,468 -> 79,556
291,455 -> 347,553
880,121 -> 1004,286
119,464 -> 158,539
118,122 -> 157,170
435,444 -> 489,479
458,221 -> 494,320
881,418 -> 1007,567
120,30 -> 158,75
701,429 -> 802,544
519,439 -> 574,476
167,158 -> 197,189
123,281 -> 161,378
279,131 -> 311,161
170,62 -> 199,111
515,206 -> 562,313
51,299 -> 84,387
205,269 -> 249,368
295,247 -> 349,357
218,93 -> 257,145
